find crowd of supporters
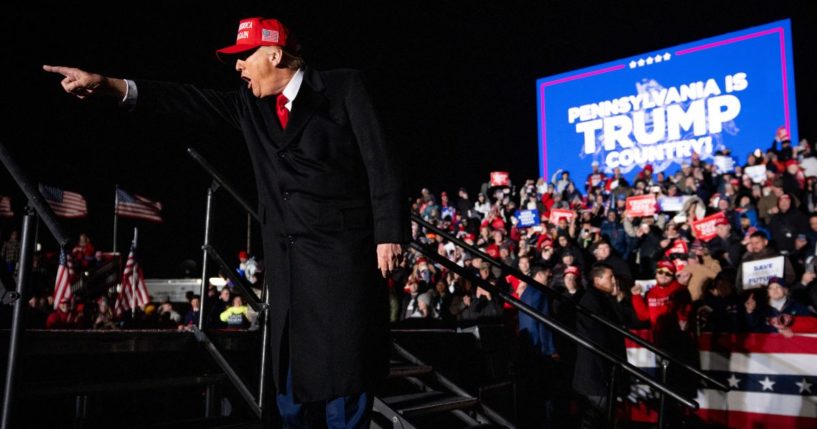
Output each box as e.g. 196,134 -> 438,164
396,133 -> 817,335
394,131 -> 817,427
3,127 -> 817,426
0,234 -> 258,331
22,283 -> 255,332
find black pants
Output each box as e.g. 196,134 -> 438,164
579,394 -> 608,429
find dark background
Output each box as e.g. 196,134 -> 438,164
1,2 -> 815,277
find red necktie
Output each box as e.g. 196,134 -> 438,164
276,93 -> 289,129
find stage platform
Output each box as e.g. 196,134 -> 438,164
0,329 -> 262,428
0,326 -> 518,428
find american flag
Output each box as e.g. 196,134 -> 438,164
39,185 -> 88,218
0,196 -> 13,218
626,330 -> 817,428
52,249 -> 75,310
114,243 -> 150,315
115,188 -> 163,223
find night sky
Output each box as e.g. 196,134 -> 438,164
2,2 -> 816,277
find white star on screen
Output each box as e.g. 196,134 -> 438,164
645,57 -> 654,65
758,376 -> 776,392
727,374 -> 741,388
637,58 -> 645,66
796,378 -> 813,394
654,55 -> 663,63
663,52 -> 671,61
629,60 -> 637,69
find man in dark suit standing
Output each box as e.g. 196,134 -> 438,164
44,17 -> 408,428
573,263 -> 626,429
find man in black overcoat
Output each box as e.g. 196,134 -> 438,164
44,17 -> 408,428
573,263 -> 626,429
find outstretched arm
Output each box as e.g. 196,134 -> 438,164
44,64 -> 242,131
43,65 -> 127,100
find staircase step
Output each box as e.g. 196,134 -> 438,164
388,364 -> 433,378
381,391 -> 479,417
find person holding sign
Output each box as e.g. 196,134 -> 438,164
736,231 -> 796,292
707,217 -> 743,268
630,259 -> 697,422
630,260 -> 693,342
584,160 -> 606,193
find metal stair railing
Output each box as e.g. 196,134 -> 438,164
187,147 -> 271,421
412,215 -> 729,397
0,140 -> 73,429
408,230 -> 702,428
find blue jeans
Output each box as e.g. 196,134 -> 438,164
276,368 -> 372,429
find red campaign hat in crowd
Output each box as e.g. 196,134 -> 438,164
779,194 -> 791,201
564,266 -> 580,277
714,217 -> 730,227
238,250 -> 249,260
217,17 -> 289,58
485,245 -> 500,259
656,259 -> 676,274
784,160 -> 800,169
491,218 -> 505,230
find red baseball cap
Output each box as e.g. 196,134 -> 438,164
564,266 -> 580,277
217,17 -> 289,59
656,260 -> 676,274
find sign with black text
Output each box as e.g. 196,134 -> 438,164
742,256 -> 785,289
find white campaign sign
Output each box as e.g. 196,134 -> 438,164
659,196 -> 691,212
742,256 -> 784,289
713,155 -> 735,174
634,279 -> 657,295
744,164 -> 767,184
801,157 -> 817,178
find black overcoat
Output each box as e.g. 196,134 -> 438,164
135,67 -> 409,402
572,287 -> 626,396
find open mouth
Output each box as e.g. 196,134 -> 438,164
241,75 -> 251,88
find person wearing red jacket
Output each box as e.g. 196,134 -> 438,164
630,260 -> 693,345
631,259 -> 697,422
46,298 -> 78,329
